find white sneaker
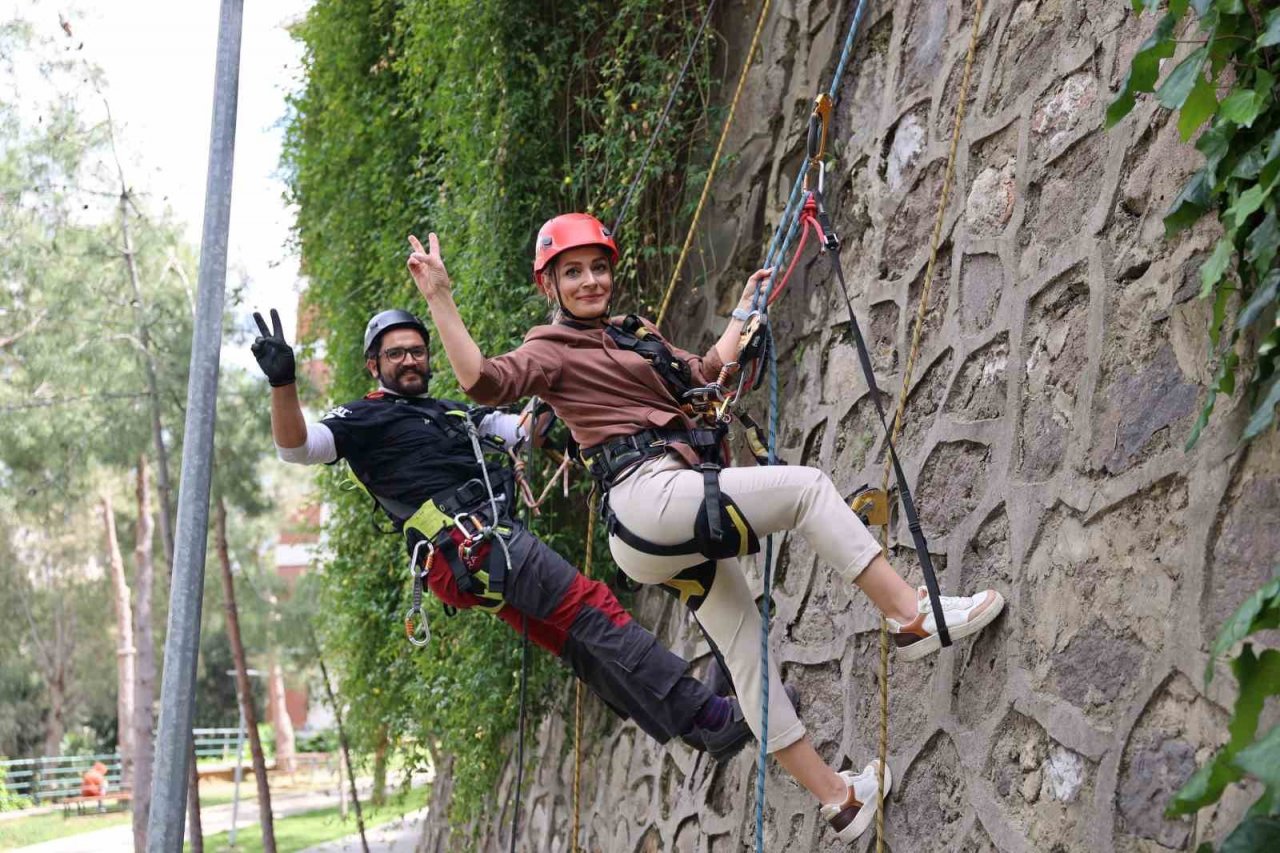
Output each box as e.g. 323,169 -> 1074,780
820,761 -> 892,842
887,587 -> 1005,661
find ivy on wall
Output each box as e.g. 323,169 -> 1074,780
282,0 -> 717,827
1107,0 -> 1280,447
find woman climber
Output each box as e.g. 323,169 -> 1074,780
407,216 -> 1006,842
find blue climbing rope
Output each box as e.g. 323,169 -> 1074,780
749,0 -> 871,849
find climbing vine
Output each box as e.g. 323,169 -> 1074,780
1107,0 -> 1280,447
282,0 -> 717,828
1165,572 -> 1280,849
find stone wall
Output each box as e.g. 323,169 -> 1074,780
421,1 -> 1279,850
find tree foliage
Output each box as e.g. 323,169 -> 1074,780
283,0 -> 716,824
1108,0 -> 1280,446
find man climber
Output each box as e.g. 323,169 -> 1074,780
251,307 -> 752,760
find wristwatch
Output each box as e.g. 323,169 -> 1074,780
731,307 -> 753,322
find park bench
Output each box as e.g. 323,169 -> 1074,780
60,790 -> 132,816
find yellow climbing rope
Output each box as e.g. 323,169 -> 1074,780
874,2 -> 984,850
571,493 -> 598,853
655,0 -> 773,328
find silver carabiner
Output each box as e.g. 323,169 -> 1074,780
404,606 -> 430,647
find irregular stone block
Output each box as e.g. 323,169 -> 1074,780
885,107 -> 928,192
1020,134 -> 1107,268
986,709 -> 1096,848
1016,270 -> 1089,481
898,0 -> 949,99
1031,72 -> 1098,162
1023,479 -> 1188,721
1116,673 -> 1227,850
883,730 -> 968,852
1205,432 -> 1280,638
965,123 -> 1019,237
959,252 -> 1005,333
988,0 -> 1067,112
1091,343 -> 1197,475
832,390 -> 890,479
917,439 -> 992,538
898,348 -> 955,459
946,333 -> 1009,422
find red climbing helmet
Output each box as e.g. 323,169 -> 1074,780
532,213 -> 619,290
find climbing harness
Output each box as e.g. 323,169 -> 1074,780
580,315 -> 763,562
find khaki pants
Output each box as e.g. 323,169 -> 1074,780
607,455 -> 882,753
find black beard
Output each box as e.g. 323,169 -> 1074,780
379,364 -> 430,396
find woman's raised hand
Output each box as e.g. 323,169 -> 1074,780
407,233 -> 452,301
736,267 -> 774,314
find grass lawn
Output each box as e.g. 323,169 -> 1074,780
0,808 -> 131,848
0,790 -> 251,849
189,790 -> 429,853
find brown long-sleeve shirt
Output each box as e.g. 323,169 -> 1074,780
463,316 -> 725,466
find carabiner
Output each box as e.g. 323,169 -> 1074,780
804,93 -> 833,192
404,605 -> 431,647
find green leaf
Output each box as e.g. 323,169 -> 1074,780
1238,271 -> 1280,331
1220,89 -> 1265,128
1231,140 -> 1270,181
1158,47 -> 1207,109
1243,374 -> 1280,440
1197,123 -> 1235,182
1227,184 -> 1268,229
1229,648 -> 1280,750
1187,390 -> 1217,449
1220,816 -> 1280,853
1166,170 -> 1213,235
1246,212 -> 1280,273
1262,9 -> 1280,48
1169,751 -> 1243,815
1200,236 -> 1234,297
1106,14 -> 1178,127
1179,74 -> 1219,140
1233,723 -> 1280,788
1211,282 -> 1233,345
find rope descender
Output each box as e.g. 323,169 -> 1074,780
404,538 -> 435,647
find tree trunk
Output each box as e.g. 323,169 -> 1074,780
371,726 -> 389,807
317,653 -> 369,853
42,668 -> 67,757
132,457 -> 157,853
216,498 -> 277,853
101,493 -> 135,788
267,656 -> 297,775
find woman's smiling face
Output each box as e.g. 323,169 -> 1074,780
552,246 -> 613,319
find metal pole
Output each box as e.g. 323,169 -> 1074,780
146,1 -> 242,848
229,703 -> 245,847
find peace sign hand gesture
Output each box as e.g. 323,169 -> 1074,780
250,308 -> 297,387
407,233 -> 452,301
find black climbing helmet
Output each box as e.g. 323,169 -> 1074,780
363,309 -> 430,358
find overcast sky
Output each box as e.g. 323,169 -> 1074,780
18,0 -> 314,359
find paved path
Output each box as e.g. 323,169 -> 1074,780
10,778 -> 421,853
297,806 -> 430,853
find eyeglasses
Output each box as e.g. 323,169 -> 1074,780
380,346 -> 428,363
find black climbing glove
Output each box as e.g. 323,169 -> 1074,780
251,309 -> 296,387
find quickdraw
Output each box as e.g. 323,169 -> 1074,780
403,538 -> 434,648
